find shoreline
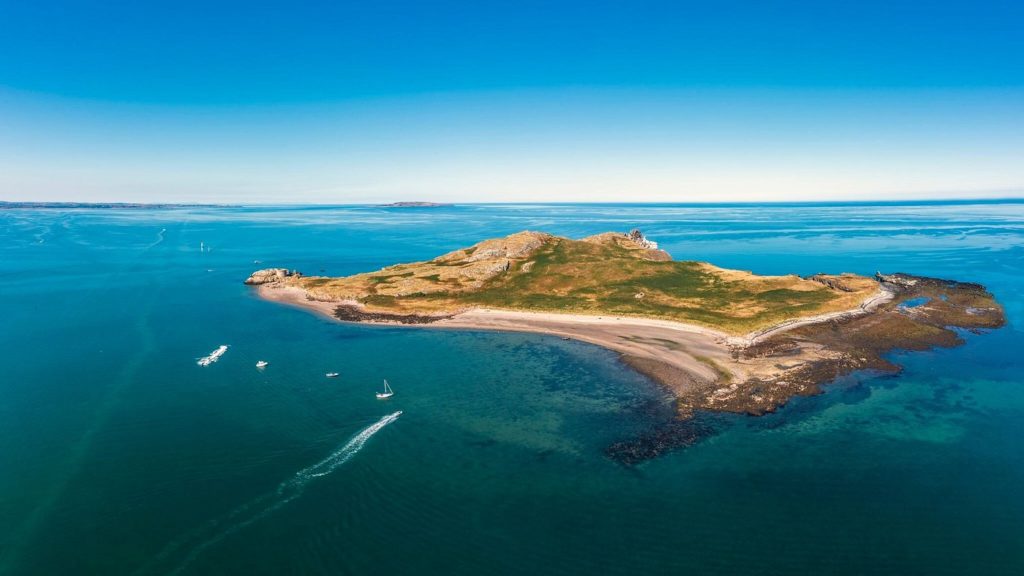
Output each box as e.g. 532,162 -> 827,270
253,282 -> 890,402
256,283 -> 740,397
434,307 -> 737,398
255,284 -> 354,321
258,282 -> 890,344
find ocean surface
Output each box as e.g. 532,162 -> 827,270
1,202 -> 1022,575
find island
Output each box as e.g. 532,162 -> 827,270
246,230 -> 1005,462
378,201 -> 451,207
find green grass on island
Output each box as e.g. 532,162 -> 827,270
288,231 -> 879,334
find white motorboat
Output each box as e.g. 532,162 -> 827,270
197,345 -> 228,366
325,372 -> 339,378
256,360 -> 269,368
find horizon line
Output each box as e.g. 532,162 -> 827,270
4,196 -> 1024,209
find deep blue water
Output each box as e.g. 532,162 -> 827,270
1,202 -> 1022,575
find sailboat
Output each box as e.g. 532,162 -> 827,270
375,379 -> 394,399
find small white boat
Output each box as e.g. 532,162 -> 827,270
197,345 -> 229,367
325,372 -> 339,378
256,360 -> 269,368
375,379 -> 394,399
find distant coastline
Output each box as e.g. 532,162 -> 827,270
0,201 -> 223,210
5,198 -> 1021,210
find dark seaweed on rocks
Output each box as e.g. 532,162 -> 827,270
605,415 -> 721,465
333,304 -> 453,324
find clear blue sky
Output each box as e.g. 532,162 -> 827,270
1,0 -> 1021,203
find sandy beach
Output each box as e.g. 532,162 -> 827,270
256,284 -> 354,320
436,308 -> 738,397
253,282 -> 879,401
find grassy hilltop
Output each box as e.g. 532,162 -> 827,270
283,231 -> 878,334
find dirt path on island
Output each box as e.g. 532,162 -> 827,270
732,284 -> 897,346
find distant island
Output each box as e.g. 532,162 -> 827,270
379,201 -> 451,207
247,230 -> 1005,462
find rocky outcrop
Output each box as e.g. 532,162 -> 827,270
333,304 -> 454,324
435,231 -> 550,263
244,268 -> 301,285
461,258 -> 510,277
875,272 -> 919,287
626,228 -> 659,250
808,274 -> 857,292
583,230 -> 672,261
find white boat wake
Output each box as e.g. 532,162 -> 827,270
139,411 -> 402,576
146,228 -> 166,249
293,410 -> 402,481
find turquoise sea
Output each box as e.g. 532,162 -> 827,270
1,202 -> 1022,575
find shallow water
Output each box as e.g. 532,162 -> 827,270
1,202 -> 1022,575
